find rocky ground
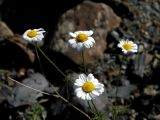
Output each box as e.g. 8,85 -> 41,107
0,0 -> 160,120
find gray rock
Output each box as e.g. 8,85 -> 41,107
8,72 -> 49,107
108,84 -> 137,99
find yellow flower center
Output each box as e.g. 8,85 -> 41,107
27,30 -> 37,38
76,33 -> 88,42
82,81 -> 95,93
123,43 -> 132,50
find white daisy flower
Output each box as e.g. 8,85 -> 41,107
74,73 -> 104,100
117,39 -> 138,54
23,28 -> 45,42
68,30 -> 95,51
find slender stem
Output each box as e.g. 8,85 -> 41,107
7,76 -> 91,120
115,84 -> 118,100
90,99 -> 99,115
81,50 -> 87,74
58,96 -> 91,120
114,76 -> 119,120
35,43 -> 73,100
87,100 -> 93,113
36,44 -> 67,78
34,43 -> 45,75
65,77 -> 69,100
7,76 -> 59,98
113,113 -> 116,120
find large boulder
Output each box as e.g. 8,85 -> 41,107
49,1 -> 121,65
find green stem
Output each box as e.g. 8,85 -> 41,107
34,43 -> 45,75
90,99 -> 99,115
66,77 -> 69,100
115,84 -> 118,100
113,113 -> 116,120
36,43 -> 67,78
114,76 -> 119,120
81,50 -> 87,74
87,100 -> 93,113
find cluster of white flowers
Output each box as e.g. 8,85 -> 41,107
22,29 -> 138,101
23,29 -> 138,54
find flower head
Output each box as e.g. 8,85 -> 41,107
23,28 -> 45,42
74,73 -> 104,100
117,39 -> 138,54
68,30 -> 95,51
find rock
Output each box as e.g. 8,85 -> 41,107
0,0 -> 4,5
134,53 -> 153,78
8,72 -> 49,107
153,114 -> 160,120
49,1 -> 121,65
108,84 -> 137,99
0,21 -> 35,70
144,85 -> 157,96
0,21 -> 14,41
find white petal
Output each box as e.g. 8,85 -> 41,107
71,42 -> 78,48
81,92 -> 87,100
23,36 -> 32,41
79,74 -> 87,82
24,30 -> 31,34
88,37 -> 95,43
76,42 -> 83,51
92,90 -> 100,96
36,28 -> 44,31
75,31 -> 83,35
90,93 -> 96,99
84,30 -> 93,36
75,87 -> 82,93
99,87 -> 104,93
133,44 -> 138,49
131,49 -> 138,53
119,40 -> 125,44
122,49 -> 128,54
85,93 -> 92,100
95,83 -> 104,92
38,31 -> 45,34
87,74 -> 94,81
117,43 -> 122,48
75,89 -> 87,100
32,37 -> 38,41
74,79 -> 84,86
76,89 -> 83,98
23,30 -> 30,38
68,39 -> 76,44
36,28 -> 45,33
90,78 -> 99,85
95,87 -> 104,94
95,83 -> 104,88
83,41 -> 91,48
36,35 -> 44,41
22,33 -> 27,39
22,34 -> 29,39
69,32 -> 76,38
128,41 -> 134,45
89,42 -> 94,47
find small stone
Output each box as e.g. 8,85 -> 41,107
144,85 -> 157,96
